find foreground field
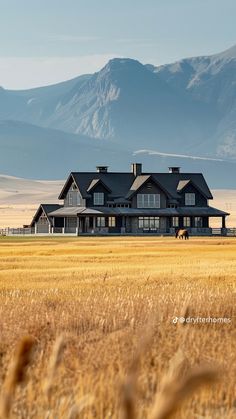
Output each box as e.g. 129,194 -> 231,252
0,237 -> 235,418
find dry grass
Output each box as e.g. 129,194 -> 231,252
0,236 -> 235,418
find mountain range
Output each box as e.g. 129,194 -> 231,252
1,45 -> 236,186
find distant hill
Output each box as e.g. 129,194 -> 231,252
0,120 -> 131,178
0,173 -> 62,204
1,45 -> 236,185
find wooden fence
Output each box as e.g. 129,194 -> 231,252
1,227 -> 236,237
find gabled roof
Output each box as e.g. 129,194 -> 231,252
176,178 -> 211,199
31,204 -> 62,226
126,175 -> 151,198
58,173 -> 82,199
177,180 -> 190,191
57,171 -> 213,201
126,174 -> 172,198
87,178 -> 111,193
59,172 -> 135,199
150,173 -> 213,199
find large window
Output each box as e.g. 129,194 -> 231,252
185,193 -> 195,206
94,192 -> 104,205
97,217 -> 106,227
68,192 -> 73,206
138,217 -> 160,229
194,217 -> 202,227
183,217 -> 191,227
108,217 -> 116,227
137,194 -> 160,208
172,217 -> 179,227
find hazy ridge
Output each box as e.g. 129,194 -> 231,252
1,45 -> 236,185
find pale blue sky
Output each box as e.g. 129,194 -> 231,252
0,0 -> 236,88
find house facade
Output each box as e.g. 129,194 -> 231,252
31,164 -> 229,235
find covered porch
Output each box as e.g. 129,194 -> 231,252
47,206 -> 229,236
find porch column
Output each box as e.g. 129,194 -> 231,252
222,216 -> 226,229
34,223 -> 37,234
52,217 -> 55,234
93,217 -> 96,232
85,217 -> 89,232
121,216 -> 126,234
63,217 -> 65,234
76,217 -> 79,236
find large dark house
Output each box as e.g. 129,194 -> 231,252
31,164 -> 229,235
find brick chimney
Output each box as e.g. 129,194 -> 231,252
131,163 -> 142,176
96,166 -> 108,173
168,167 -> 180,174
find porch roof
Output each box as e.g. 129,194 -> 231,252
48,207 -> 87,216
48,206 -> 229,217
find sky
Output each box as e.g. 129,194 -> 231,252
0,0 -> 236,89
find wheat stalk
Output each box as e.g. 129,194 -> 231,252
149,351 -> 219,419
0,336 -> 35,418
44,335 -> 66,402
121,320 -> 154,419
67,394 -> 94,419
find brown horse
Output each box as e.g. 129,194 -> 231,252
175,229 -> 189,240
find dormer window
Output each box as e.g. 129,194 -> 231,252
94,192 -> 104,205
185,193 -> 195,206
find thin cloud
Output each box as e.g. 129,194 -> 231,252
50,34 -> 101,43
115,37 -> 154,45
134,149 -> 227,162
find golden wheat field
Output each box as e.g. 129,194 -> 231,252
0,236 -> 235,419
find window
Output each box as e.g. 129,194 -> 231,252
138,217 -> 160,229
77,193 -> 82,206
194,217 -> 202,227
39,214 -> 48,225
68,192 -> 73,206
137,194 -> 160,208
94,192 -> 104,205
183,217 -> 191,227
172,217 -> 179,227
185,193 -> 195,206
108,217 -> 116,227
97,217 -> 106,227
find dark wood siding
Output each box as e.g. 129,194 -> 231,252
86,184 -> 110,207
179,184 -> 207,207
